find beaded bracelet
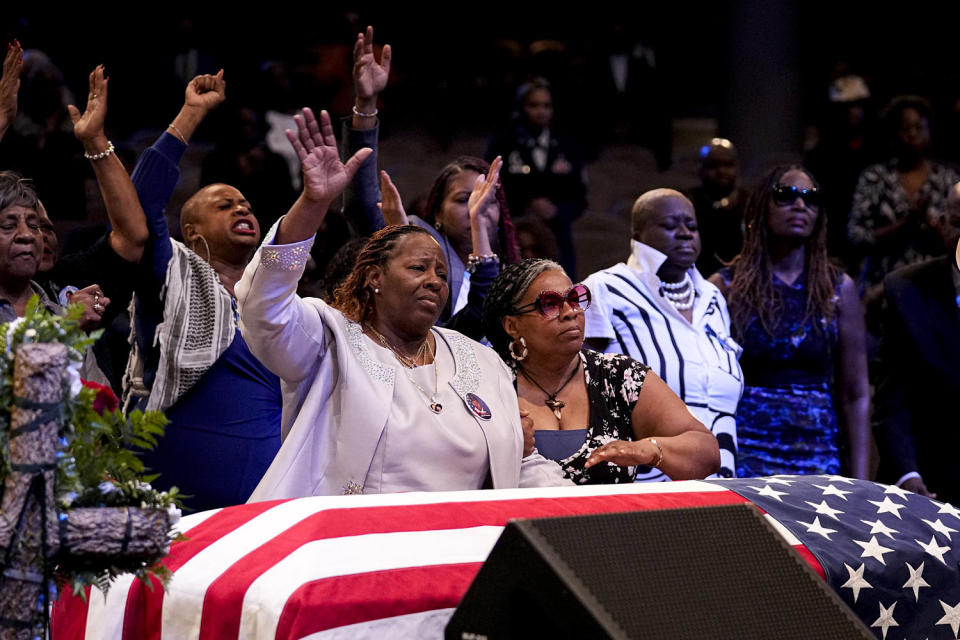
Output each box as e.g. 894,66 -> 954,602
465,253 -> 499,273
84,141 -> 115,161
352,105 -> 379,118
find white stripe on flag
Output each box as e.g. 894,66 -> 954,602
238,526 -> 505,639
84,573 -> 134,640
160,498 -> 330,640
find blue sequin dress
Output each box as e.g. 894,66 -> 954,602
718,268 -> 841,477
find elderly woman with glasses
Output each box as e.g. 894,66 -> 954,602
481,259 -> 720,484
709,166 -> 870,479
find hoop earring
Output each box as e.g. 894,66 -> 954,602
509,336 -> 528,362
195,234 -> 212,264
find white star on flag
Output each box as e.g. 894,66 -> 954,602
764,476 -> 795,486
902,562 -> 929,601
855,535 -> 895,565
938,502 -> 960,521
749,484 -> 787,502
860,518 -> 899,539
922,518 -> 958,541
883,484 -> 912,500
869,496 -> 907,520
813,483 -> 851,500
797,516 -> 838,540
841,563 -> 872,603
824,474 -> 856,484
871,601 -> 898,639
937,600 -> 960,636
915,535 -> 951,565
805,499 -> 844,520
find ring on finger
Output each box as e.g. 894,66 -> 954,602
94,303 -> 103,313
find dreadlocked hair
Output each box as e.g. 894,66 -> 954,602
423,156 -> 521,264
330,225 -> 435,323
481,258 -> 565,366
726,165 -> 841,339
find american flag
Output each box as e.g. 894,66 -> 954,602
50,477 -> 958,639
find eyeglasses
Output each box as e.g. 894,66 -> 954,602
772,184 -> 821,209
511,284 -> 592,318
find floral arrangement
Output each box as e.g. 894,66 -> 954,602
0,297 -> 180,597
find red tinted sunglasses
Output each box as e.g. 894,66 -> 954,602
511,284 -> 592,318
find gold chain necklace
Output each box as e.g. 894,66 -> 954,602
365,324 -> 443,414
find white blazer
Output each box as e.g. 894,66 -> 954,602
236,225 -> 570,500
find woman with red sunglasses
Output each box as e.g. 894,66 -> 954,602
481,258 -> 720,484
709,165 -> 870,479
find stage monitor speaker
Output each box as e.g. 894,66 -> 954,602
446,503 -> 871,640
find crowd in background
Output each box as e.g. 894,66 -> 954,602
0,13 -> 958,510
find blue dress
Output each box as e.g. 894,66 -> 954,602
718,268 -> 841,477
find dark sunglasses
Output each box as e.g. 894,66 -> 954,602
511,284 -> 592,319
772,184 -> 821,209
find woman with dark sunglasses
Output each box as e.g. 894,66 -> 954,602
481,258 -> 720,484
709,166 -> 870,479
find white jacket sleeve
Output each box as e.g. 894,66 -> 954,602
235,222 -> 328,383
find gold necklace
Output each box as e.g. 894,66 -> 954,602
365,324 -> 430,368
365,324 -> 443,413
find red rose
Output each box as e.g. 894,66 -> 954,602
82,379 -> 119,414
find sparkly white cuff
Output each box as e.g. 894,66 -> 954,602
261,237 -> 314,272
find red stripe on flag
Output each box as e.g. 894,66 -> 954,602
199,490 -> 750,638
50,585 -> 91,640
275,563 -> 483,640
120,499 -> 286,640
794,544 -> 826,579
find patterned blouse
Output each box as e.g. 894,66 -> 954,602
535,349 -> 650,485
848,160 -> 959,291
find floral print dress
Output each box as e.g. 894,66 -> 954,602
531,349 -> 649,484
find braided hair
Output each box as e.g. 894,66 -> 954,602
331,225 -> 436,323
481,258 -> 565,365
422,156 -> 521,264
726,165 -> 841,338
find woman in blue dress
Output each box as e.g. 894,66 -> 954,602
709,166 -> 870,478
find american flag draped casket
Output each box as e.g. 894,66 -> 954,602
51,476 -> 960,639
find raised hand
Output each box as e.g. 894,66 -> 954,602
353,26 -> 392,105
287,107 -> 372,207
0,40 -> 23,139
184,69 -> 226,113
467,156 -> 502,256
378,170 -> 408,225
67,65 -> 108,148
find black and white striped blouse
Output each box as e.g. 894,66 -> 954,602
583,241 -> 743,479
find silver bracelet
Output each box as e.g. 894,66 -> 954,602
84,141 -> 115,161
352,105 -> 378,118
466,253 -> 499,273
647,437 -> 664,468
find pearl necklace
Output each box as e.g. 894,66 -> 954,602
659,272 -> 695,311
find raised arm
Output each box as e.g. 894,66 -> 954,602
130,71 -> 225,287
0,40 -> 23,143
835,274 -> 871,479
237,107 -> 370,381
342,25 -> 391,234
67,66 -> 148,262
585,369 -> 721,480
